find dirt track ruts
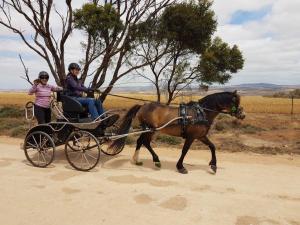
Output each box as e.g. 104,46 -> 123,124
0,136 -> 299,225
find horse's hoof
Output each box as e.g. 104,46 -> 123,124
154,162 -> 161,168
135,161 -> 143,166
209,165 -> 217,174
177,167 -> 188,174
209,161 -> 216,166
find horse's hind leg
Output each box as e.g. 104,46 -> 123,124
200,136 -> 217,174
132,134 -> 144,166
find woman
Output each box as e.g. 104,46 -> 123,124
65,62 -> 119,127
65,63 -> 104,119
28,71 -> 62,124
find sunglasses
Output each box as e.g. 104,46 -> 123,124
40,76 -> 49,80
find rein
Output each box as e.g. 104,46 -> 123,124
98,91 -> 235,116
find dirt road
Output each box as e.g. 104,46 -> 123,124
0,136 -> 299,225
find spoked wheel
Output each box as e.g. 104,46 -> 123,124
24,131 -> 55,168
100,124 -> 124,156
65,130 -> 100,171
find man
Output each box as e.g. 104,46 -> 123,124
65,63 -> 118,127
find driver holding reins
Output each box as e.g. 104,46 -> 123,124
65,63 -> 119,127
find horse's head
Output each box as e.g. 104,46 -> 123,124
220,90 -> 246,120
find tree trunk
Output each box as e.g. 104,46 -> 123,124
155,84 -> 161,103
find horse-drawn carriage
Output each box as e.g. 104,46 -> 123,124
22,90 -> 184,171
23,89 -> 245,174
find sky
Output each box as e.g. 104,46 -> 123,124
0,0 -> 300,90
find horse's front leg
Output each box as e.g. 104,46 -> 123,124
200,136 -> 217,173
176,138 -> 194,174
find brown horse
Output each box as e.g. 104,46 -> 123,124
110,91 -> 245,174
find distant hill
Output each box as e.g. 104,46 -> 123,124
230,83 -> 281,89
223,83 -> 299,89
1,83 -> 299,96
210,83 -> 300,96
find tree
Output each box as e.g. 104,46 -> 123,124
73,0 -> 173,101
0,0 -> 172,101
197,37 -> 244,85
0,0 -> 243,104
0,0 -> 73,85
133,1 -> 244,104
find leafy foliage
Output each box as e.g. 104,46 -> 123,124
73,3 -> 123,39
160,1 -> 217,53
197,37 -> 244,85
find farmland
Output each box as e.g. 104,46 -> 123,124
0,91 -> 299,114
0,91 -> 299,155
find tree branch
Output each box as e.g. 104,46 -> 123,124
19,54 -> 33,85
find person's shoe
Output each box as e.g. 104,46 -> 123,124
101,114 -> 119,128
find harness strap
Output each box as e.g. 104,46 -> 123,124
179,104 -> 188,138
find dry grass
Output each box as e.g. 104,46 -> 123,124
0,92 -> 34,106
1,92 -> 299,154
240,96 -> 299,114
0,92 -> 299,114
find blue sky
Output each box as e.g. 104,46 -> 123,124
230,5 -> 272,25
0,0 -> 300,89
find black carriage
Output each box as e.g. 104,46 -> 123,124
23,91 -> 123,171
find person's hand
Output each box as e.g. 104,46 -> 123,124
33,79 -> 40,86
88,88 -> 100,93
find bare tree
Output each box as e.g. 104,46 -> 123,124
135,43 -> 199,104
0,0 -> 73,85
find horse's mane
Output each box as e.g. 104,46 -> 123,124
187,92 -> 239,109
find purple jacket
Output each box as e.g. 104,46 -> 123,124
65,74 -> 89,97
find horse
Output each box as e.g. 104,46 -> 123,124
110,91 -> 245,174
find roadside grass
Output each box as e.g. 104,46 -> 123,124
0,106 -> 24,118
214,115 -> 265,134
0,117 -> 27,137
156,134 -> 181,145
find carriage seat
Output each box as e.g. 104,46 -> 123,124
57,91 -> 92,123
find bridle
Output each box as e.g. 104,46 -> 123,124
197,99 -> 242,117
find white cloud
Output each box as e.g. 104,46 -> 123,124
213,0 -> 300,85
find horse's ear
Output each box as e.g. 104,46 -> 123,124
233,90 -> 237,94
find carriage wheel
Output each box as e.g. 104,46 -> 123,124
65,130 -> 100,171
24,131 -> 55,168
99,124 -> 124,156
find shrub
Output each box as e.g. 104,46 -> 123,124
156,134 -> 181,145
125,136 -> 136,145
0,106 -> 24,118
11,125 -> 26,137
214,117 -> 264,134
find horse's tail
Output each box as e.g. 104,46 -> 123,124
109,104 -> 142,153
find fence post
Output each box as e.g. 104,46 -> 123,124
291,95 -> 294,118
